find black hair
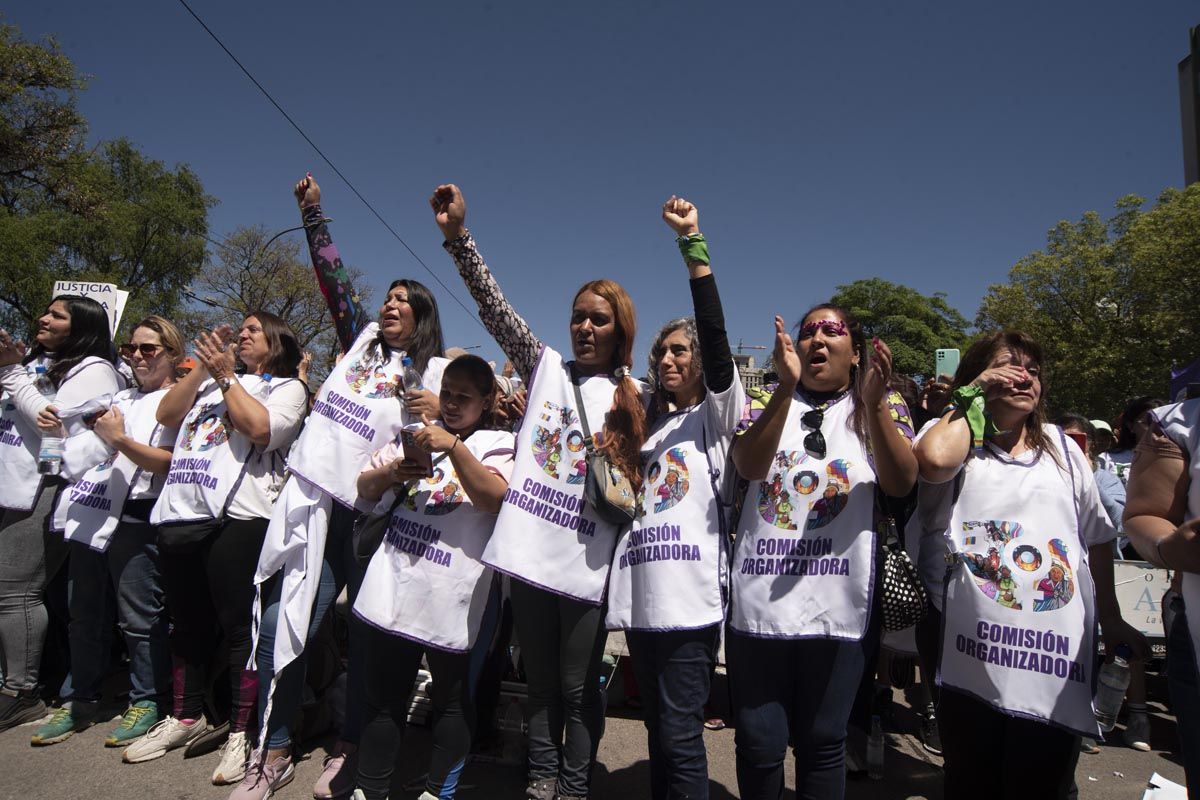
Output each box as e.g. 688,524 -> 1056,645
375,279 -> 445,375
24,295 -> 116,388
442,354 -> 497,430
1115,396 -> 1165,450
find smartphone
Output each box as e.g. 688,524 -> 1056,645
934,349 -> 960,384
400,422 -> 433,478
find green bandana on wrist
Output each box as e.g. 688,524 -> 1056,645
676,233 -> 710,266
951,384 -> 1000,448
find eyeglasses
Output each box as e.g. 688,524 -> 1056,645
802,408 -> 826,459
120,343 -> 165,358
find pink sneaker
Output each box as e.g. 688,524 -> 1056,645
227,750 -> 294,800
312,750 -> 357,799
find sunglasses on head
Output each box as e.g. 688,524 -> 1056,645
120,343 -> 165,358
802,408 -> 826,459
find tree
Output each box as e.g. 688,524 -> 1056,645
186,224 -> 373,382
829,277 -> 970,379
0,23 -> 212,336
976,186 -> 1200,418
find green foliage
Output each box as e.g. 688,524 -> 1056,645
0,22 -> 212,338
829,277 -> 971,378
977,186 -> 1200,419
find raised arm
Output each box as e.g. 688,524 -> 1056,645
1124,422 -> 1199,572
661,196 -> 735,395
431,184 -> 542,383
861,339 -> 918,497
296,173 -> 369,353
0,333 -> 49,425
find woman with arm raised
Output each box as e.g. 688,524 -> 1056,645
432,183 -> 647,800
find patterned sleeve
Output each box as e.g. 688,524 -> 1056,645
886,390 -> 916,441
443,232 -> 542,383
302,204 -> 370,352
735,383 -> 777,435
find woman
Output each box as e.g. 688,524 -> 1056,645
1125,395 -> 1200,795
233,173 -> 449,800
727,303 -> 916,799
604,197 -> 742,800
432,183 -> 647,800
914,332 -> 1147,799
30,317 -> 184,748
352,354 -> 513,800
1098,396 -> 1163,485
122,313 -> 306,786
0,295 -> 122,731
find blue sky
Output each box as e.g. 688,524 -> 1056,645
7,1 -> 1196,373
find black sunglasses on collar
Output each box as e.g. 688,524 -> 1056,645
802,408 -> 826,459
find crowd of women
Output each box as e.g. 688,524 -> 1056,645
0,172 -> 1195,800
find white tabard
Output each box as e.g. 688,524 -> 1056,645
288,324 -> 449,508
730,391 -> 877,640
0,360 -> 49,511
152,375 -> 283,524
935,427 -> 1107,737
483,346 -> 646,604
1153,399 -> 1200,668
606,377 -> 744,631
354,428 -> 514,652
54,387 -> 169,551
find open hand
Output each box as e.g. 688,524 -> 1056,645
862,337 -> 894,407
772,315 -> 801,390
662,196 -> 699,237
193,325 -> 236,381
430,184 -> 467,241
0,330 -> 26,367
294,172 -> 321,209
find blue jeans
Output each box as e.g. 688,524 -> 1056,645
1167,596 -> 1200,797
626,625 -> 718,800
61,505 -> 169,706
727,623 -> 877,800
256,503 -> 363,749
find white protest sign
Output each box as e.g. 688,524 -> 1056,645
52,281 -> 124,336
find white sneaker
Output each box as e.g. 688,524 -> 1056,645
1123,713 -> 1152,752
213,730 -> 251,784
122,716 -> 205,763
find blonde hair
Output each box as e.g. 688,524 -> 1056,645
131,315 -> 185,365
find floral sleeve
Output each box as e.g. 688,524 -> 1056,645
443,232 -> 542,383
302,204 -> 369,353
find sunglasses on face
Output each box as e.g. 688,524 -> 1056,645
802,408 -> 827,459
120,343 -> 165,358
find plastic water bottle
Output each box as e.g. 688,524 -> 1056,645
866,714 -> 884,780
501,697 -> 525,764
1094,644 -> 1133,732
400,356 -> 423,394
34,365 -> 62,475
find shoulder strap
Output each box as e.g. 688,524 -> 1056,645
568,363 -> 597,454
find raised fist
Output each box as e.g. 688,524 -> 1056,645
430,184 -> 467,241
294,172 -> 321,209
662,195 -> 699,237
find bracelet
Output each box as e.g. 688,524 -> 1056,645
676,232 -> 710,266
450,435 -> 460,453
950,384 -> 999,448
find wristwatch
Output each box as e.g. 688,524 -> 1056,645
217,375 -> 234,392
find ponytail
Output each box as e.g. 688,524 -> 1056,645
573,280 -> 646,489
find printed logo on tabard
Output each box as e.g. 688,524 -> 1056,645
180,403 -> 229,452
399,466 -> 464,517
531,400 -> 587,484
757,451 -> 852,531
645,447 -> 690,514
958,519 -> 1076,612
344,358 -> 400,400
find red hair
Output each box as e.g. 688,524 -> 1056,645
574,280 -> 646,488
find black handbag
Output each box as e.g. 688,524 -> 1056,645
569,365 -> 638,525
876,503 -> 929,632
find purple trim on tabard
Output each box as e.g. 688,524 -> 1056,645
479,448 -> 515,461
726,624 -> 867,643
351,607 -> 472,654
483,561 -> 606,607
609,617 -> 726,634
934,683 -> 1098,740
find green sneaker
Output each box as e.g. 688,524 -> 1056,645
105,701 -> 159,747
31,704 -> 92,746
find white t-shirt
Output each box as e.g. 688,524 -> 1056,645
225,378 -> 309,521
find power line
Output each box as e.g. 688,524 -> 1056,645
175,0 -> 487,332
